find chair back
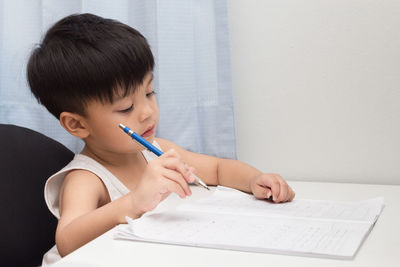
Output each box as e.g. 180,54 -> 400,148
0,124 -> 74,266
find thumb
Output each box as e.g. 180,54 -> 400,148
252,184 -> 272,200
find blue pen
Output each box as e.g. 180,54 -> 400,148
119,123 -> 209,190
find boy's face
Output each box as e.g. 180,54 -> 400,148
83,72 -> 159,154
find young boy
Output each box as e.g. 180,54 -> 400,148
27,13 -> 295,265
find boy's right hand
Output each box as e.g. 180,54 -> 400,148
128,149 -> 195,216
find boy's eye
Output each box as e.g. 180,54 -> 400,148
146,91 -> 156,97
119,104 -> 133,113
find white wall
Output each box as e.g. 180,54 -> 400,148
228,0 -> 400,184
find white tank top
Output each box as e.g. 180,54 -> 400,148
42,141 -> 161,265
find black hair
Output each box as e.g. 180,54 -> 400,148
27,13 -> 154,119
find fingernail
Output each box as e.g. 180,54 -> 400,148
266,191 -> 271,199
188,173 -> 195,183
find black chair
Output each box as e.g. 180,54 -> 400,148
0,124 -> 74,266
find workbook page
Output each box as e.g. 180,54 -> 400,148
178,186 -> 384,223
119,210 -> 371,258
115,186 -> 384,259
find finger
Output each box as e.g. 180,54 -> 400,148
264,187 -> 273,201
163,169 -> 192,196
252,185 -> 271,199
269,178 -> 281,203
276,178 -> 289,203
161,150 -> 196,183
185,164 -> 196,183
163,179 -> 186,199
254,174 -> 279,200
185,164 -> 196,176
281,182 -> 295,202
289,188 -> 296,201
284,186 -> 295,202
162,157 -> 192,182
252,184 -> 272,200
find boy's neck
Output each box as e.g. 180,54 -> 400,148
81,145 -> 144,169
81,144 -> 147,191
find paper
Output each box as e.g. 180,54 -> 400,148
115,186 -> 384,259
178,186 -> 383,223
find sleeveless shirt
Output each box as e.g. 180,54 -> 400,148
41,141 -> 161,265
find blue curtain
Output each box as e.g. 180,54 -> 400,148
0,0 -> 236,159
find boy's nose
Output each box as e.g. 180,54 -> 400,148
139,103 -> 153,122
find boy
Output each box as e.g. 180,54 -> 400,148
27,13 -> 295,265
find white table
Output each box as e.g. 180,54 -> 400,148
53,181 -> 400,267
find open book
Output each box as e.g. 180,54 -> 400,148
114,186 -> 384,259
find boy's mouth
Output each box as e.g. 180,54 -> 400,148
141,125 -> 155,137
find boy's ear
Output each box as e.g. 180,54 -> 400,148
59,112 -> 89,139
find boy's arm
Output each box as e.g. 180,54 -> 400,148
215,158 -> 295,202
55,169 -> 137,257
156,138 -> 295,202
56,150 -> 195,257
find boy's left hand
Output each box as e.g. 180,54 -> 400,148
249,173 -> 295,203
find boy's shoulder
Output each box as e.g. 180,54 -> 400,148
155,137 -> 176,150
61,169 -> 110,204
155,137 -> 204,161
63,169 -> 108,193
155,137 -> 188,155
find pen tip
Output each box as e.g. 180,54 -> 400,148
200,181 -> 210,190
119,123 -> 125,129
